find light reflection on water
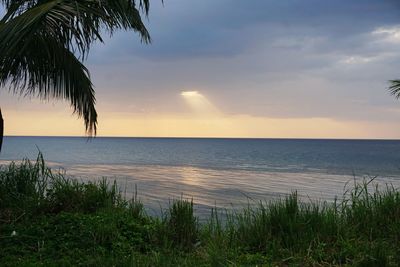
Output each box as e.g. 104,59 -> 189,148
2,137 -> 400,218
61,163 -> 400,217
1,160 -> 400,218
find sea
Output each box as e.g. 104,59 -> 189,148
1,136 -> 400,217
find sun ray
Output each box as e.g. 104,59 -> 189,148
180,90 -> 220,116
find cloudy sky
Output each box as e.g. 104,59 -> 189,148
2,0 -> 400,138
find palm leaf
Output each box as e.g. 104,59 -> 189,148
0,0 -> 152,136
0,33 -> 98,135
389,80 -> 400,99
0,0 -> 151,59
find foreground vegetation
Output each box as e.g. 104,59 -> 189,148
1,155 -> 399,266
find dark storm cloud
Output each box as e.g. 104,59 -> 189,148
89,0 -> 400,61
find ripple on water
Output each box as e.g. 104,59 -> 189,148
59,163 -> 400,218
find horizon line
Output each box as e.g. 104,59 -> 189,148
4,135 -> 400,141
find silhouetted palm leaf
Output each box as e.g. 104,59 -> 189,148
389,80 -> 400,99
0,0 -> 151,136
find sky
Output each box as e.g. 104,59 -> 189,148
2,0 -> 400,138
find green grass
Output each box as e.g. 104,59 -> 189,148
1,154 -> 399,266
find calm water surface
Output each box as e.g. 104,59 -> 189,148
2,137 -> 400,216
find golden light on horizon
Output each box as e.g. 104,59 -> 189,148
5,107 -> 400,139
4,92 -> 400,139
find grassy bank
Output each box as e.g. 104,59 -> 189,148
1,155 -> 399,266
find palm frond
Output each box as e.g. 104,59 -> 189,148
389,80 -> 400,99
1,0 -> 152,17
0,0 -> 153,135
0,34 -> 97,135
0,0 -> 150,59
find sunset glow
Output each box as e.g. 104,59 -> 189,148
2,1 -> 400,139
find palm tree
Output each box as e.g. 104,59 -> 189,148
0,0 -> 152,152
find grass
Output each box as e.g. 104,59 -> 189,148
0,154 -> 399,266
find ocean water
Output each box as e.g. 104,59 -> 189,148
1,136 -> 400,216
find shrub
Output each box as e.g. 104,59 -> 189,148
163,198 -> 198,249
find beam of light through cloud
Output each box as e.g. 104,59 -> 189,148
180,90 -> 221,116
181,91 -> 201,97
